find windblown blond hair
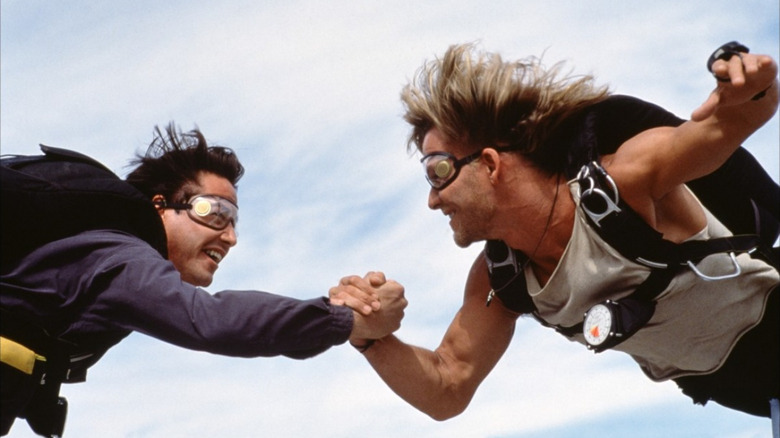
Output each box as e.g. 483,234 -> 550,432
401,43 -> 610,172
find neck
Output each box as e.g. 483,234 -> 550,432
498,173 -> 573,281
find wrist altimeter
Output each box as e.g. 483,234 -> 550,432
582,298 -> 655,353
583,301 -> 620,351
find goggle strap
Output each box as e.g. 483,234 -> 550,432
155,197 -> 235,212
156,201 -> 192,211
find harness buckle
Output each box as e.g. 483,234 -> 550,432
577,162 -> 622,227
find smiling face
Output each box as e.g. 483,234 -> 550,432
422,128 -> 497,248
158,171 -> 238,286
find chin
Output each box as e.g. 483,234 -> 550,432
182,272 -> 214,287
452,233 -> 476,249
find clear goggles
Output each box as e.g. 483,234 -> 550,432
162,195 -> 238,231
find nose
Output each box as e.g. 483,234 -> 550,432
427,187 -> 441,210
221,224 -> 238,247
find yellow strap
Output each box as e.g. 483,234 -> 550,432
0,336 -> 46,375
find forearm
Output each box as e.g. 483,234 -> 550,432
360,335 -> 475,420
639,71 -> 778,194
116,265 -> 353,357
165,292 -> 353,357
661,50 -> 778,183
337,261 -> 512,420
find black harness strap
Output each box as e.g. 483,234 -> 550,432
577,161 -> 764,268
483,97 -> 778,352
539,161 -> 769,343
551,267 -> 681,338
485,240 -> 534,314
487,161 -> 770,346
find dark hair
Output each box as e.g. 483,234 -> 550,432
126,122 -> 244,202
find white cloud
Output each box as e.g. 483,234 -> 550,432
2,0 -> 777,437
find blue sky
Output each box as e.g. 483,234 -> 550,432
1,1 -> 778,437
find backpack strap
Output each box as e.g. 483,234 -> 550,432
539,161 -> 771,351
576,161 -> 766,271
483,96 -> 778,323
484,240 -> 535,313
484,160 -> 771,344
547,267 -> 680,341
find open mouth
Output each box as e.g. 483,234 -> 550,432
204,249 -> 224,263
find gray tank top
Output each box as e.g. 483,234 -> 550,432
526,181 -> 778,381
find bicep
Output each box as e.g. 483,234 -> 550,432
609,124 -> 729,201
611,96 -> 774,201
436,254 -> 518,394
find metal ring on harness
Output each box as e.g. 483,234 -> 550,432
577,162 -> 622,227
686,252 -> 742,281
486,243 -> 519,273
484,241 -> 525,306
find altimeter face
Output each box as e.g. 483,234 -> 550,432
583,303 -> 613,346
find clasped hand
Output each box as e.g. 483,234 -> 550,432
330,271 -> 407,345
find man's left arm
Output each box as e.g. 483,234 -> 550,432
663,48 -> 778,193
611,47 -> 778,200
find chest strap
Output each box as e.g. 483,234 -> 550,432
577,161 -> 762,271
544,162 -> 764,343
485,162 -> 768,348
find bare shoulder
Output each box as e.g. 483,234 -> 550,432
603,126 -> 676,180
603,125 -> 685,198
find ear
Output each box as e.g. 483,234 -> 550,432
481,148 -> 502,183
152,195 -> 166,217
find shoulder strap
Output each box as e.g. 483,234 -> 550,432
577,160 -> 769,270
484,240 -> 535,313
484,96 -> 778,313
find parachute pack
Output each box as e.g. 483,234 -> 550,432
1,145 -> 167,436
0,143 -> 167,372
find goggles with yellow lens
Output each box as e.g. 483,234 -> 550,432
420,146 -> 519,190
159,195 -> 238,230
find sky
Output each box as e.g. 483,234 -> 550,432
1,1 -> 778,437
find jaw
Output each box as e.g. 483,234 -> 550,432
181,253 -> 220,286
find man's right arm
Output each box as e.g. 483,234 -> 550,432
334,255 -> 519,420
